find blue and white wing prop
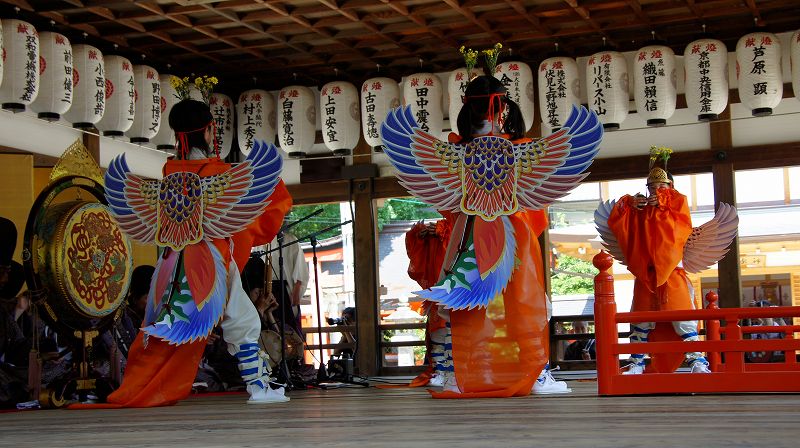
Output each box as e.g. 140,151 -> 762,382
380,106 -> 463,213
682,203 -> 739,274
594,199 -> 627,266
513,105 -> 603,210
201,140 -> 283,240
104,155 -> 160,244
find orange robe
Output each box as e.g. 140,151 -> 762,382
606,188 -> 693,312
433,209 -> 549,398
71,158 -> 292,409
405,215 -> 454,386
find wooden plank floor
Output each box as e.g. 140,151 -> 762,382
1,381 -> 798,447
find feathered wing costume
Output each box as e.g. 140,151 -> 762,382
381,105 -> 603,397
76,141 -> 290,408
105,141 -> 283,345
382,105 -> 602,310
595,199 -> 739,289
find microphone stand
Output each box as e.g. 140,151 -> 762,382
254,208 -> 323,390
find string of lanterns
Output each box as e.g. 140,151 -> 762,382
0,18 -> 798,159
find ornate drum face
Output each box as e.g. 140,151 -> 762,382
32,200 -> 133,330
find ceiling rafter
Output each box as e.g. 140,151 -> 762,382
377,0 -> 459,51
252,0 -> 378,70
744,0 -> 763,26
561,0 -> 617,48
440,0 -> 504,43
317,0 -> 444,71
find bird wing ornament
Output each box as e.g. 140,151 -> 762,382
593,201 -> 739,274
104,140 -> 283,344
381,105 -> 603,309
593,199 -> 627,267
682,203 -> 739,274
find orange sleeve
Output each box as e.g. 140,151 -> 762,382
608,191 -> 692,291
231,180 -> 293,271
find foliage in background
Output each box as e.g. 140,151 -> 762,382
551,254 -> 597,295
377,198 -> 441,231
286,204 -> 343,241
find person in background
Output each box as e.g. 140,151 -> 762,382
563,321 -> 596,361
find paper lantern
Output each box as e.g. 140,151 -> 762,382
126,65 -> 160,143
320,81 -> 359,156
277,85 -> 316,158
63,44 -> 104,129
633,45 -> 677,126
361,77 -> 400,151
0,19 -> 39,111
237,89 -> 275,156
0,21 -> 4,88
404,73 -> 443,136
793,30 -> 800,104
96,55 -> 134,136
448,68 -> 478,131
30,32 -> 72,121
150,74 -> 178,151
494,62 -> 535,131
737,32 -> 783,117
538,57 -> 580,130
209,93 -> 234,159
586,51 -> 629,130
684,39 -> 728,121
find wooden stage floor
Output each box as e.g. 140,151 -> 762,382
1,380 -> 798,447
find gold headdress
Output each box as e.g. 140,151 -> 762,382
169,75 -> 218,104
647,145 -> 673,185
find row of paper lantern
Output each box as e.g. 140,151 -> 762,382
253,30 -> 800,157
1,18 -> 799,158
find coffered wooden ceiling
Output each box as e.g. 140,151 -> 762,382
2,0 -> 799,93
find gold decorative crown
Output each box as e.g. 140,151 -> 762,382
647,145 -> 673,185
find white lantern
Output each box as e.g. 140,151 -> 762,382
633,45 -> 677,126
538,57 -> 580,130
30,32 -> 72,121
209,93 -> 234,159
237,89 -> 275,156
586,51 -> 629,130
361,77 -> 400,151
448,68 -> 484,131
277,85 -> 316,158
684,39 -> 728,122
320,81 -> 359,156
737,32 -> 783,117
404,73 -> 443,136
127,65 -> 160,143
495,62 -> 535,131
151,74 -> 178,151
0,21 -> 4,88
0,19 -> 39,111
96,55 -> 134,136
63,44 -> 104,129
793,30 -> 800,104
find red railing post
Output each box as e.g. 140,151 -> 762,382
593,251 -> 617,395
705,291 -> 721,372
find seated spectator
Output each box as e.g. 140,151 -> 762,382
564,320 -> 596,361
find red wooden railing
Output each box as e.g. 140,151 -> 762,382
593,251 -> 800,395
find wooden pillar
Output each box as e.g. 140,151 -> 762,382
350,133 -> 380,375
82,131 -> 100,163
710,107 -> 742,308
351,178 -> 380,375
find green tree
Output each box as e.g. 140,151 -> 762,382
286,204 -> 343,240
551,254 -> 597,295
376,198 -> 441,231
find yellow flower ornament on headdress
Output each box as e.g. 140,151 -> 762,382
169,75 -> 218,104
647,145 -> 673,185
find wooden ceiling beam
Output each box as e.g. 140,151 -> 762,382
377,0 -> 459,51
682,0 -> 703,19
744,0 -> 763,26
440,0 -> 504,43
502,0 -> 552,37
561,0 -> 617,47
